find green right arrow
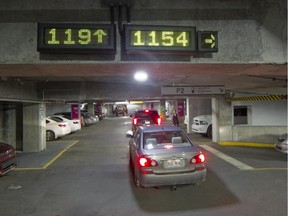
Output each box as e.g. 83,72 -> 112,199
204,34 -> 215,48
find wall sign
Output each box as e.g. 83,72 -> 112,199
161,86 -> 225,95
123,25 -> 196,54
37,23 -> 116,54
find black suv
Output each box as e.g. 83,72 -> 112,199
131,109 -> 161,133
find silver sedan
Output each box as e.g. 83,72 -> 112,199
127,125 -> 206,188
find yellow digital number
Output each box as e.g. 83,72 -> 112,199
148,31 -> 159,46
176,32 -> 189,47
64,29 -> 75,44
78,29 -> 91,45
162,31 -> 174,46
133,31 -> 145,46
47,28 -> 60,44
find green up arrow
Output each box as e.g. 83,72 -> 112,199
94,29 -> 107,44
204,34 -> 215,48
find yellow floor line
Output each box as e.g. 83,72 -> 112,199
43,140 -> 79,169
14,140 -> 79,171
219,141 -> 274,148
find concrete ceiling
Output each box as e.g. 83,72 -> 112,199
0,63 -> 286,96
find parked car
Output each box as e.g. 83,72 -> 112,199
0,142 -> 16,176
275,133 -> 288,154
192,115 -> 212,138
81,112 -> 99,126
126,125 -> 206,188
51,115 -> 81,133
46,117 -> 71,141
54,112 -> 85,128
131,109 -> 161,133
94,111 -> 104,120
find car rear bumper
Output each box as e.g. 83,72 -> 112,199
139,167 -> 206,188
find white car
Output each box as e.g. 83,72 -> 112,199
51,115 -> 81,132
46,118 -> 71,141
191,115 -> 212,138
275,133 -> 288,154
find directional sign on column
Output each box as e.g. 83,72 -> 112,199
197,31 -> 218,52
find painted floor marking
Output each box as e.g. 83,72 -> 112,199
200,145 -> 254,170
14,140 -> 79,170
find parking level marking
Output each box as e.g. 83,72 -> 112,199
200,145 -> 254,170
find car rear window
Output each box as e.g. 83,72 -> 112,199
135,110 -> 159,118
143,131 -> 192,149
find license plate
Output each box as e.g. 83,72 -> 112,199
164,159 -> 183,168
144,120 -> 150,125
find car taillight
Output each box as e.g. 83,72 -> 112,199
133,118 -> 138,125
73,121 -> 79,124
144,109 -> 149,113
190,153 -> 205,164
157,117 -> 161,125
58,124 -> 66,128
138,156 -> 158,167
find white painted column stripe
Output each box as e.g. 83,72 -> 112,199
200,145 -> 254,170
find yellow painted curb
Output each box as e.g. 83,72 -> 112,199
219,141 -> 274,148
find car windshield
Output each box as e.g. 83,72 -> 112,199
143,131 -> 192,149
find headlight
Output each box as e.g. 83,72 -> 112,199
200,121 -> 208,125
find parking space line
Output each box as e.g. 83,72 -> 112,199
43,140 -> 79,169
200,145 -> 254,170
14,140 -> 79,171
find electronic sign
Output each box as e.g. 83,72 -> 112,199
197,31 -> 218,52
123,25 -> 196,54
37,23 -> 116,54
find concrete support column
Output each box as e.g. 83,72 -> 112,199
186,98 -> 192,133
213,97 -> 232,142
23,103 -> 46,152
160,100 -> 166,120
0,104 -> 16,148
87,101 -> 94,115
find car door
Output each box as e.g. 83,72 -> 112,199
130,129 -> 141,166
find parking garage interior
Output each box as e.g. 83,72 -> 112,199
0,0 -> 287,152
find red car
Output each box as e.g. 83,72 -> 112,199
0,142 -> 16,176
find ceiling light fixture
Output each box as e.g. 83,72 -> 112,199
134,71 -> 148,82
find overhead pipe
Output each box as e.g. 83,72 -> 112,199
118,4 -> 123,34
126,5 -> 131,23
110,5 -> 114,24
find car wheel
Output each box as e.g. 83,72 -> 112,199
134,167 -> 140,187
207,125 -> 212,139
46,130 -> 55,141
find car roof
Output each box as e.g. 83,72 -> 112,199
139,125 -> 182,133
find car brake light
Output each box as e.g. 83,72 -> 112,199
144,109 -> 149,113
73,121 -> 79,124
157,117 -> 161,125
138,156 -> 158,167
190,153 -> 205,164
58,124 -> 66,128
133,118 -> 138,125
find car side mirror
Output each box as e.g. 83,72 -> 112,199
126,130 -> 133,138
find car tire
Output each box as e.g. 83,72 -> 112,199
206,125 -> 212,139
46,130 -> 55,141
